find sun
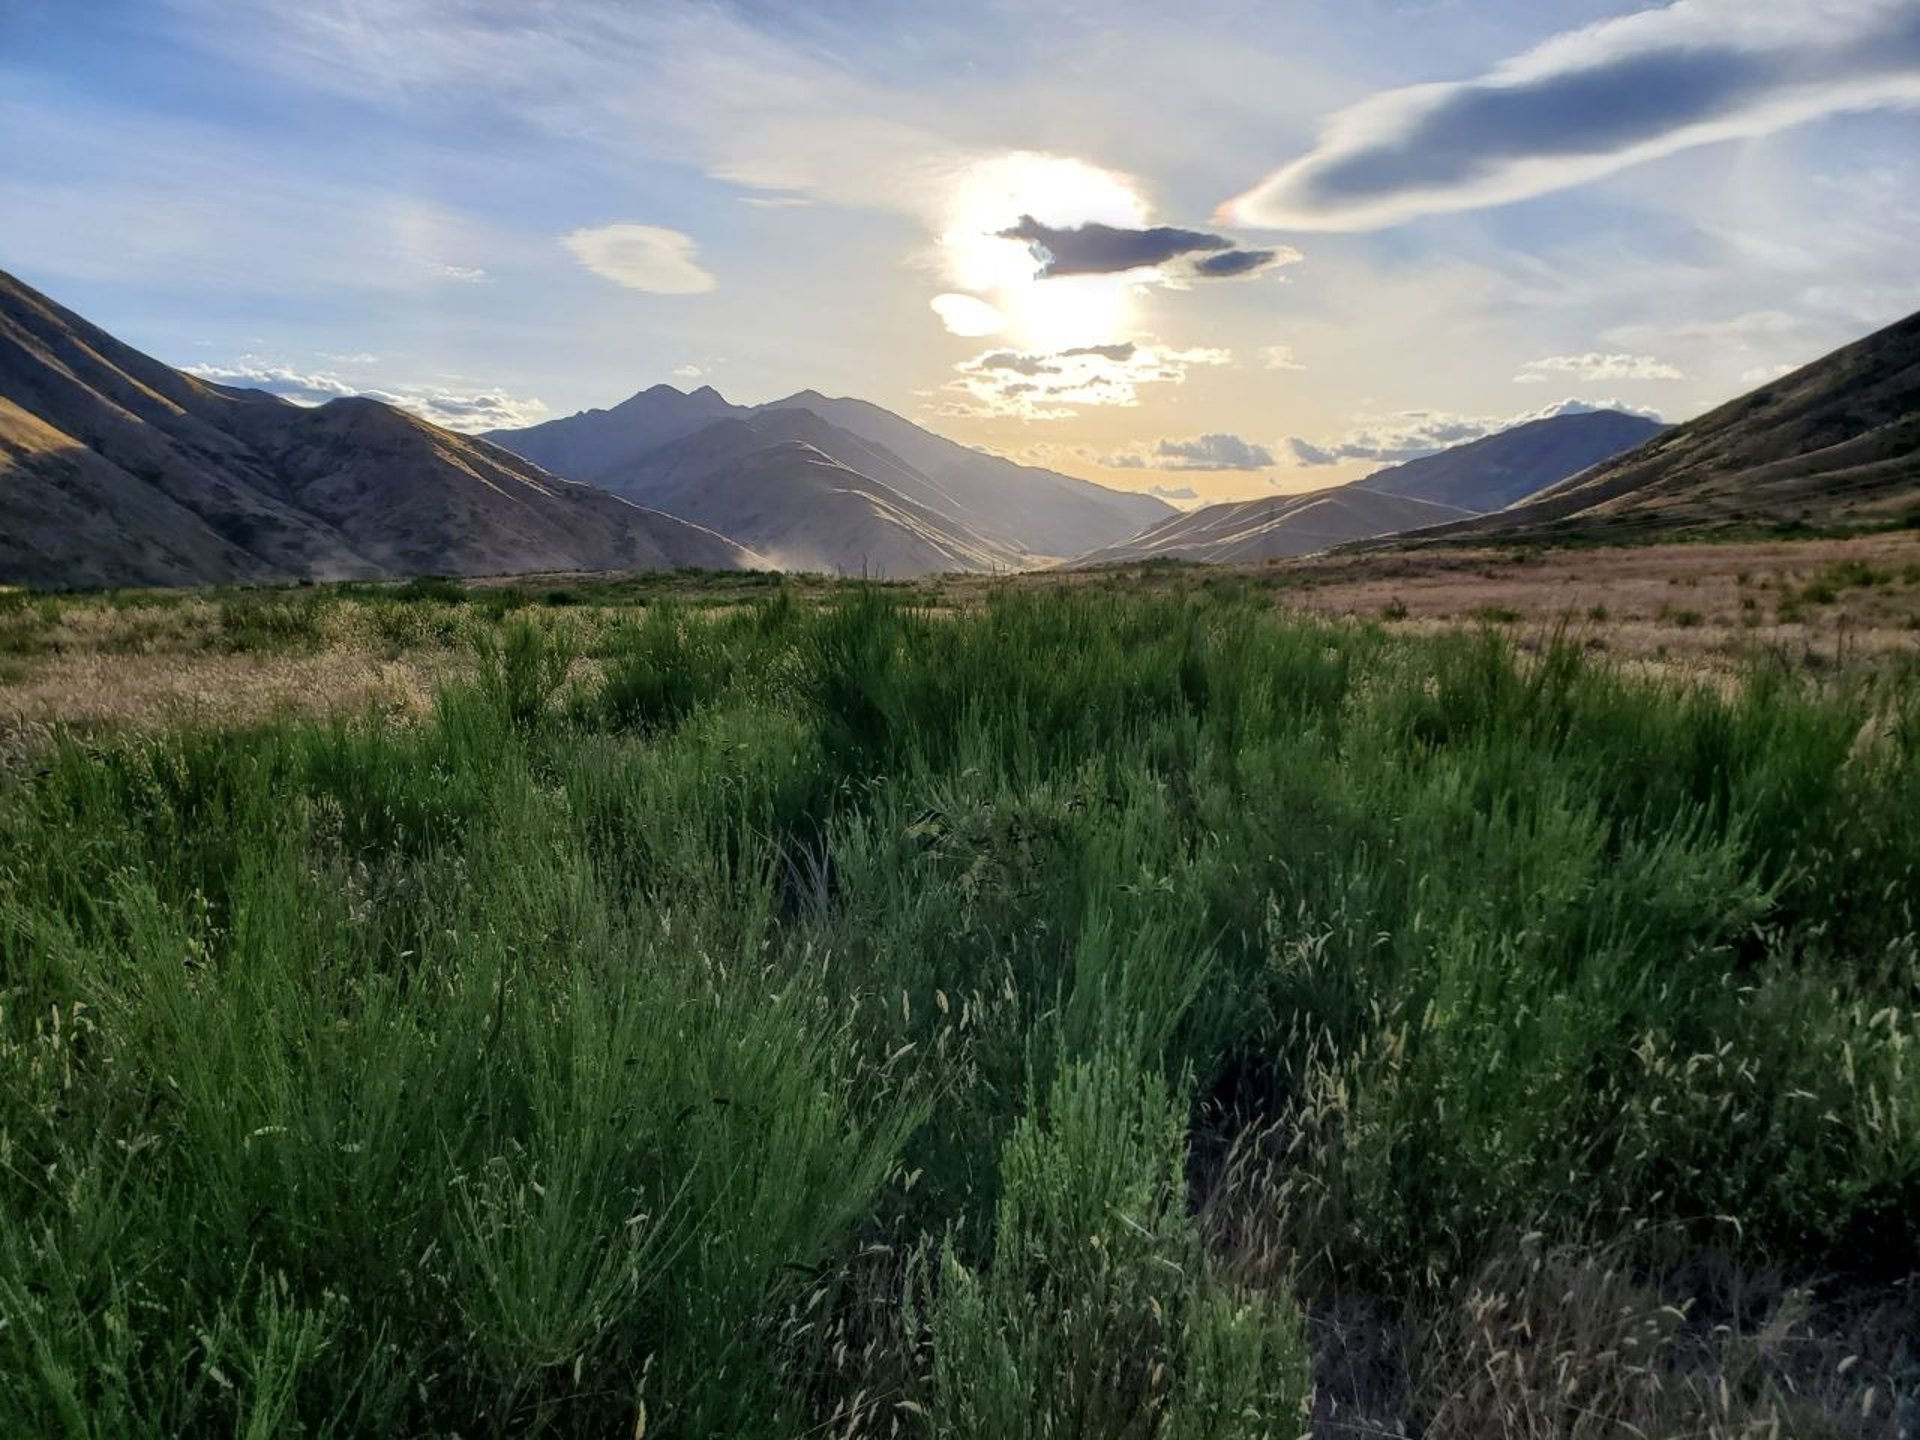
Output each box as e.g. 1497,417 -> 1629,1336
936,151 -> 1146,352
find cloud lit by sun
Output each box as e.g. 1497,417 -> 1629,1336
934,152 -> 1148,352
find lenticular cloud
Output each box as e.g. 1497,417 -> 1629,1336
1220,0 -> 1920,231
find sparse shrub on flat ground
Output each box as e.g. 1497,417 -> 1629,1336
0,587 -> 1914,1436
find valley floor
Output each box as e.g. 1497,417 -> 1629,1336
5,533 -> 1917,744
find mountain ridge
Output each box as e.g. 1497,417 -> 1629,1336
1386,308 -> 1920,546
0,269 -> 758,587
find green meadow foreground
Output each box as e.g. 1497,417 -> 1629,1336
2,582 -> 1917,1436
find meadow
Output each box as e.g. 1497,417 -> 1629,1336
1,579 -> 1916,1436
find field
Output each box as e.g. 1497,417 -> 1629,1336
2,557 -> 1918,1437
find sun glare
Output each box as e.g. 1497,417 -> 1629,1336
937,151 -> 1146,352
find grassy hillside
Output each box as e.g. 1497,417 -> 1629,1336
1,586 -> 1916,1436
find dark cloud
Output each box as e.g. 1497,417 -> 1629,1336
1150,484 -> 1199,501
997,216 -> 1297,281
1287,438 -> 1340,467
1108,433 -> 1276,471
999,214 -> 1230,277
972,350 -> 1059,376
1191,248 -> 1284,278
1221,2 -> 1920,231
1060,342 -> 1137,361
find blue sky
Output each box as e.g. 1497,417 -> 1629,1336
6,0 -> 1919,500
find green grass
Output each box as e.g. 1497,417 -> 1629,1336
1,588 -> 1916,1435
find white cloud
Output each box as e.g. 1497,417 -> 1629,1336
672,363 -> 706,380
561,223 -> 716,295
942,342 -> 1231,420
183,358 -> 548,432
434,264 -> 489,282
1740,361 -> 1799,383
1515,352 -> 1684,383
1106,433 -> 1276,471
1150,484 -> 1199,501
1287,397 -> 1661,467
931,292 -> 1006,337
1258,344 -> 1304,371
1222,0 -> 1920,231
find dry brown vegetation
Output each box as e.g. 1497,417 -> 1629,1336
1007,530 -> 1920,669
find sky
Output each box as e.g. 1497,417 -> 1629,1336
5,0 -> 1920,504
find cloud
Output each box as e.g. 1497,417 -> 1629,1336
1107,433 -> 1277,471
672,363 -> 706,380
1515,352 -> 1684,383
996,213 -> 1299,281
1286,397 -> 1662,467
1259,344 -> 1304,371
972,350 -> 1060,376
1191,248 -> 1287,279
738,194 -> 812,208
184,358 -> 548,432
944,342 -> 1231,420
1221,0 -> 1920,231
434,264 -> 488,282
186,360 -> 357,401
1150,484 -> 1199,501
931,292 -> 1006,337
561,222 -> 716,294
1741,361 -> 1800,383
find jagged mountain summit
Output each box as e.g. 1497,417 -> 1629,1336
485,384 -> 1171,573
1073,408 -> 1661,567
0,270 -> 758,588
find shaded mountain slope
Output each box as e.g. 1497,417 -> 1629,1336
610,439 -> 1007,576
1356,409 -> 1665,511
593,410 -> 1016,575
1074,487 -> 1471,567
756,389 -> 1171,559
0,269 -> 757,587
1400,309 -> 1920,545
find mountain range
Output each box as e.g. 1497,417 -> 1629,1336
484,384 -> 1170,571
3,263 -> 1915,590
1073,408 -> 1665,566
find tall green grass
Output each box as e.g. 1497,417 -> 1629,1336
1,590 -> 1914,1434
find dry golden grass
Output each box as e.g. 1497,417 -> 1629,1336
0,651 -> 457,751
979,531 -> 1920,669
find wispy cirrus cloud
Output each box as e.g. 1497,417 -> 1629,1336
1515,352 -> 1683,383
1106,433 -> 1277,471
561,223 -> 716,295
183,358 -> 548,431
1287,397 -> 1661,467
1222,0 -> 1920,231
